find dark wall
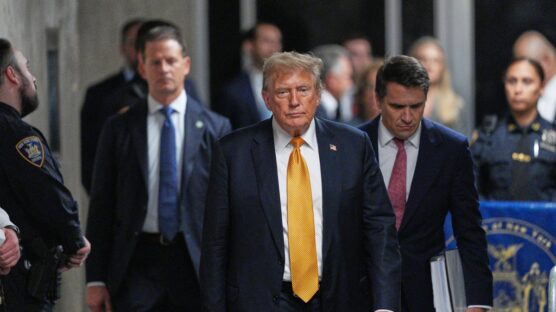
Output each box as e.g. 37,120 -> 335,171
258,0 -> 385,55
402,0 -> 434,54
475,0 -> 556,124
209,0 -> 240,107
208,0 -> 385,107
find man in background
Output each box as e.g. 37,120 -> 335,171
343,34 -> 373,77
80,18 -> 144,193
215,22 -> 283,129
86,24 -> 230,311
312,44 -> 354,123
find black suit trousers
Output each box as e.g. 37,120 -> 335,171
113,234 -> 200,311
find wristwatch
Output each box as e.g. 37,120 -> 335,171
3,225 -> 20,240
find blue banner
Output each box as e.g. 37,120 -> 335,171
445,201 -> 556,312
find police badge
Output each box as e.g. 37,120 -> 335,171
16,136 -> 45,168
540,129 -> 556,152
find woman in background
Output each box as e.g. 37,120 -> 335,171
352,59 -> 383,125
409,36 -> 468,135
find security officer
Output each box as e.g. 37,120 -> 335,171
472,57 -> 556,201
0,38 -> 90,311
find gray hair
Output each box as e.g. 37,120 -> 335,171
312,44 -> 350,80
262,51 -> 323,92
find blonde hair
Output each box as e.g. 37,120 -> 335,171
409,36 -> 463,127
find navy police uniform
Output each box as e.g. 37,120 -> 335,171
471,113 -> 556,201
0,102 -> 85,311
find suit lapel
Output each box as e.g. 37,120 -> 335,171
367,118 -> 380,162
251,119 -> 285,260
128,101 -> 149,191
315,119 -> 340,265
181,96 -> 205,195
400,119 -> 443,231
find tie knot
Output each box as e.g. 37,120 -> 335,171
393,138 -> 405,149
291,137 -> 305,149
160,107 -> 174,119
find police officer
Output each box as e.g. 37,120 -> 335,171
0,38 -> 90,311
472,57 -> 556,201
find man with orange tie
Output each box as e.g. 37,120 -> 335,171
359,55 -> 492,312
200,51 -> 401,312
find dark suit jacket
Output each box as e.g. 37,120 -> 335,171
85,95 -> 231,295
215,71 -> 262,129
81,72 -> 201,193
200,118 -> 401,312
81,71 -> 128,192
360,117 -> 493,311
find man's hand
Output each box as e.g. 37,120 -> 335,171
0,228 -> 20,275
467,308 -> 487,312
61,236 -> 91,272
86,285 -> 113,312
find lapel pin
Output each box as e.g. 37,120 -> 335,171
329,144 -> 337,151
195,120 -> 204,129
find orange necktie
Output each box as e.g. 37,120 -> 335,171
287,137 -> 319,303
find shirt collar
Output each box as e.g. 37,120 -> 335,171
272,117 -> 318,153
147,90 -> 187,115
378,116 -> 421,148
506,112 -> 543,133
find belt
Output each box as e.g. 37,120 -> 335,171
138,232 -> 181,246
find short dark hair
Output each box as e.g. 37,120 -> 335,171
342,33 -> 371,46
504,57 -> 545,82
120,18 -> 144,45
0,38 -> 16,86
136,20 -> 186,58
375,55 -> 429,99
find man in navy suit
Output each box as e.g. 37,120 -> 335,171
359,55 -> 492,312
201,51 -> 400,312
85,24 -> 231,311
80,18 -> 144,193
215,22 -> 283,129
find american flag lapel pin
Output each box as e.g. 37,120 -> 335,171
329,144 -> 337,151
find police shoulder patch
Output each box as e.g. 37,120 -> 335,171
15,136 -> 45,168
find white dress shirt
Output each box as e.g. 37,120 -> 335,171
143,90 -> 187,233
0,207 -> 15,229
272,118 -> 323,281
378,118 -> 421,196
538,74 -> 556,123
319,90 -> 339,120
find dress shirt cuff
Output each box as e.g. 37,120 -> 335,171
87,281 -> 106,288
468,305 -> 492,311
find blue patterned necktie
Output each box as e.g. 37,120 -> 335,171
158,107 -> 179,241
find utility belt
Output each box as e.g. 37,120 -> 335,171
24,239 -> 66,303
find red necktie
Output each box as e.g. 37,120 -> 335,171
388,138 -> 406,230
